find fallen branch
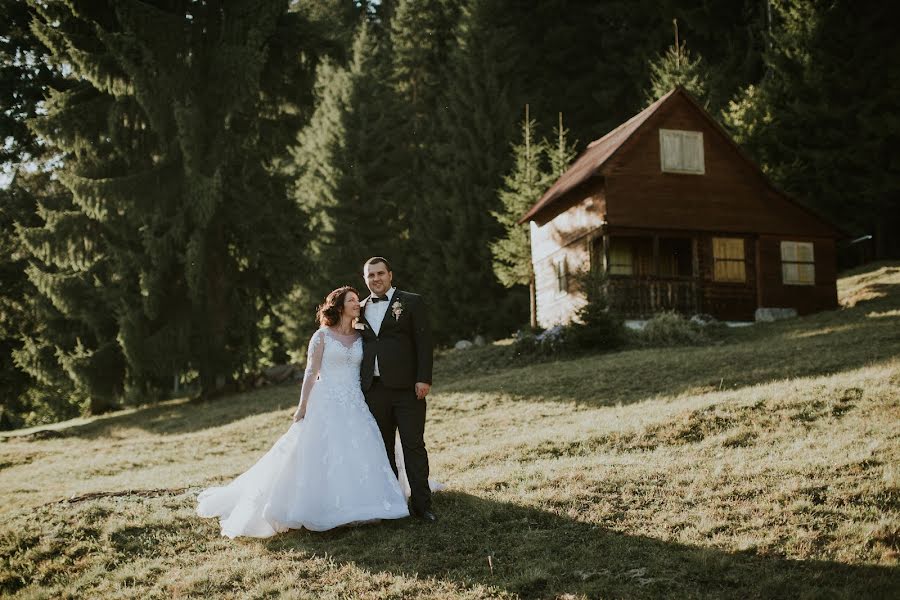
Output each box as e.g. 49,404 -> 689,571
52,486 -> 190,506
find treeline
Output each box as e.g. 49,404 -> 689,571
1,0 -> 897,428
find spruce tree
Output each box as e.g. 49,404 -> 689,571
291,24 -> 408,305
645,19 -> 710,106
420,0 -> 526,341
491,110 -> 576,329
547,112 -> 579,179
490,108 -> 548,328
723,0 -> 900,255
22,0 -> 311,407
492,109 -> 547,289
0,0 -> 71,427
388,0 -> 462,294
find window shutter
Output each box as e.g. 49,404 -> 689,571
713,237 -> 746,282
683,132 -> 704,173
660,130 -> 681,171
660,129 -> 704,174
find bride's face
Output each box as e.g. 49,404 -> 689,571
343,292 -> 361,319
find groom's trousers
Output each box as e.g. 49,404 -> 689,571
365,379 -> 432,514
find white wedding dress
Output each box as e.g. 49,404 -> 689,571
196,327 -> 410,537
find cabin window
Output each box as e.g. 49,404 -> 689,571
712,237 -> 746,282
554,258 -> 568,294
608,237 -> 654,276
781,241 -> 815,285
608,243 -> 634,275
660,129 -> 705,174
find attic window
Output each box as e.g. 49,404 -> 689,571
660,129 -> 705,174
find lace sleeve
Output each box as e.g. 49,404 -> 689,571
298,330 -> 325,409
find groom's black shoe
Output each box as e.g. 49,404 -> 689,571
413,509 -> 438,523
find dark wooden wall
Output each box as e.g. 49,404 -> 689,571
532,90 -> 841,323
697,234 -> 758,321
602,97 -> 838,239
757,235 -> 839,314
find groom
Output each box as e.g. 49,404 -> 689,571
358,257 -> 436,522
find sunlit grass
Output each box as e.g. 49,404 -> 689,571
1,263 -> 899,598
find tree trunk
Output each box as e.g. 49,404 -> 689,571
199,220 -> 229,399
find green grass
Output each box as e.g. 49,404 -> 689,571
1,263 -> 899,598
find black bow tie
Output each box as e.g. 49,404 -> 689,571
370,295 -> 389,303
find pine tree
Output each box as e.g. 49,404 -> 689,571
420,0 -> 526,341
22,0 -> 311,408
291,23 -> 408,305
723,0 -> 900,256
491,109 -> 576,329
0,0 -> 71,427
492,108 -> 547,290
645,19 -> 710,106
388,0 -> 462,294
491,108 -> 547,328
547,112 -> 579,179
389,0 -> 460,145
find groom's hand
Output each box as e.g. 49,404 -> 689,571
415,382 -> 431,400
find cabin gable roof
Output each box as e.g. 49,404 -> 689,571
520,87 -> 844,238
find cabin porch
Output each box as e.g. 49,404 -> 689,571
591,230 -> 758,320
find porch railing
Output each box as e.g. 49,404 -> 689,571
607,277 -> 701,317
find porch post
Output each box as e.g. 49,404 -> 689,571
652,235 -> 660,276
602,230 -> 610,274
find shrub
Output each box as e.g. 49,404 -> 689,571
638,311 -> 710,346
566,311 -> 627,352
512,269 -> 627,356
513,325 -> 568,357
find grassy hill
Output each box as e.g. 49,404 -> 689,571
1,264 -> 898,599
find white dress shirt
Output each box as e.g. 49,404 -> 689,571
364,287 -> 395,376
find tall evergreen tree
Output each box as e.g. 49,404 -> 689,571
22,0 -> 311,408
490,108 -> 548,328
0,0 -> 64,427
491,109 -> 576,328
419,0 -> 526,341
547,112 -> 579,179
388,0 -> 462,294
645,20 -> 710,106
723,0 -> 900,256
509,0 -> 765,145
291,24 -> 408,306
389,0 -> 460,146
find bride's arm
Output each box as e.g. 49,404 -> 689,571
293,330 -> 325,421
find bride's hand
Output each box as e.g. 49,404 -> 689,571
292,406 -> 305,422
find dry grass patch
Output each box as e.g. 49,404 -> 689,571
1,263 -> 899,598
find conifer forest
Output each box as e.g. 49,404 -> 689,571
1,0 -> 898,428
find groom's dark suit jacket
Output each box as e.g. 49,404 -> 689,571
359,290 -> 433,391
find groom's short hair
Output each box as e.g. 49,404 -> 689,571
364,256 -> 392,272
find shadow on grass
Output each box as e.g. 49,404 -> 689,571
263,491 -> 899,599
438,289 -> 900,408
11,279 -> 900,440
5,384 -> 299,441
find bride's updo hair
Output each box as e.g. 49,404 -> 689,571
316,286 -> 359,326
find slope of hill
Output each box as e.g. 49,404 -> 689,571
1,264 -> 898,598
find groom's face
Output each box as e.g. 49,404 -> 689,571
364,261 -> 393,296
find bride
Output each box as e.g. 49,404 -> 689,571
196,286 -> 410,537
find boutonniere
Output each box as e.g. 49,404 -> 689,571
353,321 -> 367,331
391,300 -> 403,320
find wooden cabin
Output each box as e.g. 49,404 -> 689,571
520,86 -> 843,326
